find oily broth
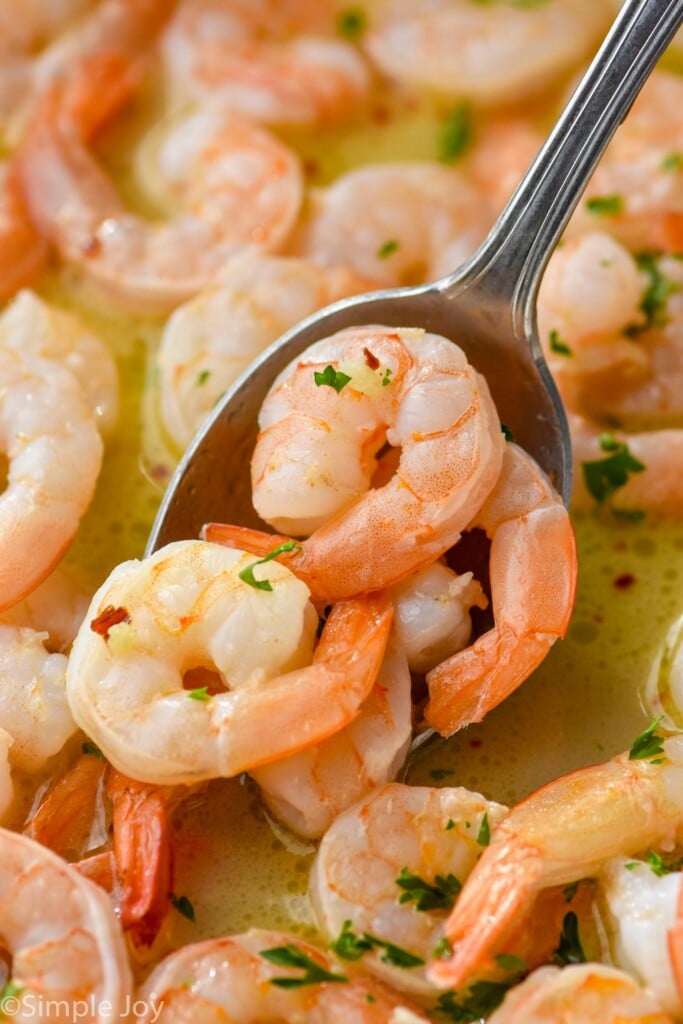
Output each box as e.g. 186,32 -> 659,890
12,29 -> 683,957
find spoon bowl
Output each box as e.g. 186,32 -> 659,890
148,0 -> 681,554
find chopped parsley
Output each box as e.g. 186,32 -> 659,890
644,849 -> 683,877
625,861 -> 640,870
195,369 -> 211,387
548,329 -> 573,356
377,239 -> 399,259
187,686 -> 211,702
661,152 -> 683,172
563,880 -> 579,902
0,981 -> 24,1015
476,812 -> 491,847
365,993 -> 376,1004
495,953 -> 527,972
316,604 -> 332,638
629,716 -> 665,761
395,867 -> 462,911
238,540 -> 301,592
429,768 -> 455,780
501,423 -> 515,442
82,740 -> 104,758
585,194 -> 624,216
435,979 -> 521,1022
439,103 -> 473,163
313,364 -> 352,393
634,252 -> 678,329
445,818 -> 456,831
552,911 -> 586,966
260,944 -> 348,988
330,920 -> 424,968
336,7 -> 367,40
171,894 -> 196,921
581,432 -> 645,507
381,368 -> 393,386
433,937 -> 453,959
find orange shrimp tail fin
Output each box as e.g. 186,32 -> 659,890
108,769 -> 177,948
75,850 -> 117,891
24,753 -> 106,858
202,523 -> 294,558
428,838 -> 544,990
667,874 -> 683,1007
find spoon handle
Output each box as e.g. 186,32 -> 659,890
449,0 -> 682,317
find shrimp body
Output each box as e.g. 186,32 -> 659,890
310,782 -> 507,995
66,540 -> 392,785
363,0 -> 608,106
296,164 -> 490,287
249,325 -> 505,602
162,0 -> 370,125
0,162 -> 47,304
158,254 -> 371,449
425,443 -> 577,736
0,729 -> 12,820
430,736 -> 683,990
18,59 -> 303,315
0,827 -> 132,1020
487,964 -> 675,1024
0,565 -> 91,653
253,638 -> 412,838
136,928 -> 430,1023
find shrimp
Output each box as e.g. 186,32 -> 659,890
136,928 -> 430,1023
0,564 -> 91,653
158,254 -> 371,449
467,117 -> 544,217
568,72 -> 683,253
310,782 -> 507,996
362,0 -> 608,106
66,540 -> 392,785
18,52 -> 304,316
0,162 -> 47,304
428,734 -> 683,991
424,443 -> 577,736
0,730 -> 12,821
252,638 -> 412,839
295,164 -> 491,287
206,325 -> 505,603
486,964 -> 676,1024
161,0 -> 370,125
0,827 -> 132,1020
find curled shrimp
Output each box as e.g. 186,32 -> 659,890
66,540 -> 392,785
310,782 -> 507,996
0,162 -> 47,304
18,52 -> 303,315
363,0 -> 608,106
295,164 -> 491,287
252,637 -> 412,839
425,443 -> 577,736
162,0 -> 370,125
0,827 -> 132,1020
0,564 -> 91,653
206,325 -> 505,603
136,928 -> 430,1023
0,730 -> 12,821
487,964 -> 675,1024
158,254 -> 371,449
428,734 -> 683,991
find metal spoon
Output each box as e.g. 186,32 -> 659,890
148,0 -> 682,554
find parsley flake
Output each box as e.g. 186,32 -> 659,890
429,768 -> 455,780
238,541 -> 302,592
336,7 -> 367,40
396,867 -> 461,911
629,716 -> 665,761
187,686 -> 211,702
313,364 -> 352,393
661,152 -> 683,172
439,104 -> 473,163
476,812 -> 491,847
552,911 -> 586,966
330,921 -> 424,968
171,894 -> 196,921
435,980 -> 518,1022
381,368 -> 393,386
501,423 -> 515,442
365,993 -> 376,1004
645,849 -> 683,877
260,944 -> 348,988
634,252 -> 678,329
433,937 -> 453,959
377,239 -> 399,259
585,194 -> 624,216
82,740 -> 104,758
495,953 -> 527,972
195,369 -> 211,387
625,861 -> 640,870
445,818 -> 455,831
0,981 -> 24,1015
581,433 -> 645,506
548,329 -> 573,356
563,880 -> 579,902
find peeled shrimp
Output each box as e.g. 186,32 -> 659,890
311,782 -> 507,996
425,442 -> 577,736
158,254 -> 370,449
429,734 -> 683,990
18,54 -> 303,315
487,964 -> 675,1024
0,828 -> 132,1020
162,0 -> 370,125
363,0 -> 608,106
0,564 -> 91,653
66,540 -> 392,785
295,164 -> 491,287
0,729 -> 12,821
253,638 -> 412,839
207,325 -> 504,603
136,928 -> 430,1023
0,344 -> 102,612
0,162 -> 47,304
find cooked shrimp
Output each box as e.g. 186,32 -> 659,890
468,117 -> 544,216
568,72 -> 683,253
602,857 -> 683,1018
487,963 -> 675,1024
429,734 -> 683,990
295,164 -> 491,287
136,928 -> 430,1023
393,562 -> 487,674
363,0 -> 608,106
252,637 -> 412,839
66,539 -> 392,785
0,162 -> 47,304
310,782 -> 507,995
206,325 -> 504,603
0,827 -> 132,1019
25,751 -> 109,861
0,344 -> 102,612
0,564 -> 91,653
0,729 -> 12,821
158,254 -> 370,449
18,54 -> 304,315
424,442 -> 577,736
162,0 -> 370,125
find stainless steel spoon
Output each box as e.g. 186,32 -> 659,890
148,0 -> 682,554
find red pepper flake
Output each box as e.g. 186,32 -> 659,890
91,605 -> 131,640
614,573 -> 636,590
363,347 -> 380,370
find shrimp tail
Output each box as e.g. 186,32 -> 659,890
201,523 -> 295,559
76,849 -> 117,891
24,752 -> 107,858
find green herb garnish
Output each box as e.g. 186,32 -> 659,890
313,364 -> 352,393
187,686 -> 211,702
629,716 -> 665,761
634,252 -> 678,329
435,980 -> 519,1022
439,104 -> 473,162
581,432 -> 645,506
553,911 -> 586,966
645,849 -> 683,877
260,944 -> 348,988
476,812 -> 491,847
501,423 -> 515,442
195,369 -> 211,387
330,921 -> 424,968
661,152 -> 683,172
495,953 -> 527,972
585,194 -> 624,216
336,7 -> 367,40
0,981 -> 24,1017
82,740 -> 104,758
433,937 -> 453,959
445,818 -> 455,831
377,239 -> 399,259
381,368 -> 393,386
171,894 -> 196,921
238,541 -> 301,592
396,867 -> 461,911
548,329 -> 573,356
